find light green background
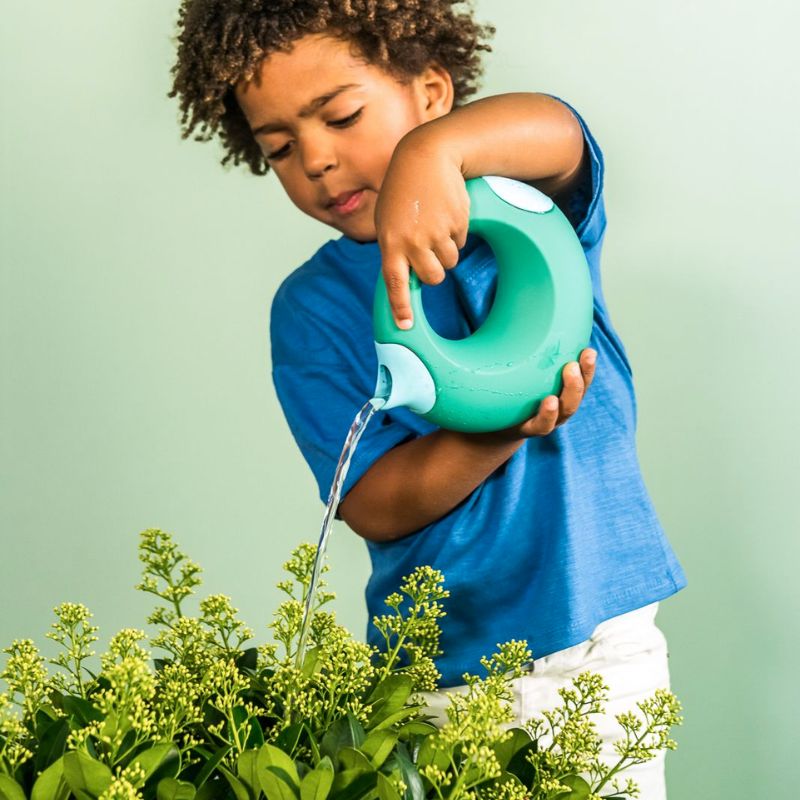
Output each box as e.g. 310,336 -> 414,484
1,1 -> 798,796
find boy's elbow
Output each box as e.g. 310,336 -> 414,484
338,491 -> 385,542
338,490 -> 410,543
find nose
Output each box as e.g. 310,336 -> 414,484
299,137 -> 337,179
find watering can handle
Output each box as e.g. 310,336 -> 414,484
372,175 -> 594,433
384,175 -> 556,329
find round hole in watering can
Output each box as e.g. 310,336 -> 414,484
418,238 -> 497,341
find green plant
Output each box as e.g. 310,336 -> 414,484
0,529 -> 682,800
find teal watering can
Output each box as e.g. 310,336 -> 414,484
372,175 -> 593,433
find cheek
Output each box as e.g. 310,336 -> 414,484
357,128 -> 410,186
366,111 -> 425,176
275,170 -> 316,210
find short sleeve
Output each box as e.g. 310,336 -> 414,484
270,284 -> 418,510
542,95 -> 607,252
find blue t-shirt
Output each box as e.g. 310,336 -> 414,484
269,96 -> 687,688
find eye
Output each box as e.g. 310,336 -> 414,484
264,109 -> 364,162
328,108 -> 363,128
266,144 -> 290,162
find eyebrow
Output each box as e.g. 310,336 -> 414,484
250,83 -> 362,136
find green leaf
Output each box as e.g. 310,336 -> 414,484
260,768 -> 299,800
128,742 -> 179,785
256,743 -> 301,800
300,646 -> 321,678
61,695 -> 103,725
157,777 -> 197,800
337,747 -> 373,774
237,750 -> 260,794
147,745 -> 183,788
505,740 -> 538,786
63,750 -> 114,796
385,745 -> 424,800
275,722 -> 304,756
555,774 -> 592,799
305,725 -> 322,764
31,755 -> 70,800
33,716 -> 70,775
118,728 -> 139,764
395,721 -> 437,739
376,773 -> 402,800
257,743 -> 301,786
194,781 -> 220,800
236,647 -> 260,672
192,744 -> 232,789
366,676 -> 413,726
245,716 -> 266,750
371,707 -> 420,733
34,706 -> 61,736
84,734 -> 100,760
229,706 -> 253,743
320,714 -> 366,760
360,730 -> 398,769
0,775 -> 26,800
330,770 -> 377,800
415,736 -> 449,772
99,709 -> 125,742
194,784 -> 219,800
299,758 -> 334,800
219,765 -> 252,800
492,728 -> 532,771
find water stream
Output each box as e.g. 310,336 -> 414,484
295,396 -> 386,668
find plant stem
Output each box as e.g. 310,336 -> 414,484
593,724 -> 651,794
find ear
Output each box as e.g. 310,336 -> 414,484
415,62 -> 454,120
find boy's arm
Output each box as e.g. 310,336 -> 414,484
339,349 -> 596,542
340,93 -> 595,543
374,92 -> 586,329
447,92 -> 586,198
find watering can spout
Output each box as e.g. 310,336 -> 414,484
371,342 -> 436,414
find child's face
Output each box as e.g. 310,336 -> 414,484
235,34 -> 453,242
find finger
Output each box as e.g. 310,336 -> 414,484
431,236 -> 460,270
519,395 -> 560,437
556,361 -> 586,423
381,251 -> 413,329
453,228 -> 468,250
580,348 -> 597,390
408,247 -> 447,285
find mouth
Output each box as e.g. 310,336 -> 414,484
328,189 -> 365,215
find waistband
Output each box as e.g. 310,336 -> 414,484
524,602 -> 662,674
591,601 -> 660,640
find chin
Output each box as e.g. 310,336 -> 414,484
349,231 -> 378,243
337,219 -> 377,243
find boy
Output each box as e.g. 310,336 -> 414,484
169,1 -> 686,796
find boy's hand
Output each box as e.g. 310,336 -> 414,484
374,132 -> 469,329
482,349 -> 598,442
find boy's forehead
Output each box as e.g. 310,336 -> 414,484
236,35 -> 410,124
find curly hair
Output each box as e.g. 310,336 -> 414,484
168,0 -> 495,175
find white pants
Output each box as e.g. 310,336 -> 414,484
418,602 -> 671,800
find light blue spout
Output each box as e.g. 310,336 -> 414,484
371,342 -> 436,413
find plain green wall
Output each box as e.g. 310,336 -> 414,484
2,1 -> 798,797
